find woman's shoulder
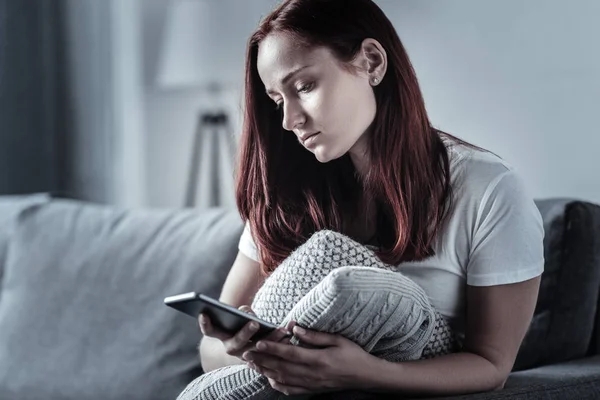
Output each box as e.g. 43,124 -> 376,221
444,139 -> 515,194
445,138 -> 510,175
443,138 -> 535,218
442,137 -> 542,249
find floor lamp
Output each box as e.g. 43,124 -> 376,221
184,110 -> 236,208
156,0 -> 239,208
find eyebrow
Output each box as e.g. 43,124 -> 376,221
265,65 -> 312,95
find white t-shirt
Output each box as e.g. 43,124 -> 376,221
238,140 -> 545,336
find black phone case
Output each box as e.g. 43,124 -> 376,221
164,292 -> 279,341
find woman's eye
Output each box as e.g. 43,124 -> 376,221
273,83 -> 313,110
297,82 -> 314,93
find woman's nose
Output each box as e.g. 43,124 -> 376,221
281,101 -> 306,131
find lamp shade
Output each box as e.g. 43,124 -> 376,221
156,0 -> 280,90
156,0 -> 222,89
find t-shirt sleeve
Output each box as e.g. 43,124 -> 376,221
238,221 -> 260,262
466,169 -> 544,286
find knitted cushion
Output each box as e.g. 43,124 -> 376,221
178,230 -> 459,400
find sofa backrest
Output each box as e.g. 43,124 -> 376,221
1,194 -> 600,398
514,199 -> 600,371
0,193 -> 50,283
0,198 -> 243,400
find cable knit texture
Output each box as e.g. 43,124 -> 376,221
177,230 -> 460,400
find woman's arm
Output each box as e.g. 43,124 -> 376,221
199,336 -> 247,372
199,251 -> 265,372
359,276 -> 541,396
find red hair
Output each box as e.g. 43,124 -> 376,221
236,0 -> 463,275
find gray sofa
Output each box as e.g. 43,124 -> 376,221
0,194 -> 599,400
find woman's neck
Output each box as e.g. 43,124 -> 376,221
348,134 -> 371,179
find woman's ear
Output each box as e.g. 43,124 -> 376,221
361,38 -> 387,86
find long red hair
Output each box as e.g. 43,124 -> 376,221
236,0 -> 461,275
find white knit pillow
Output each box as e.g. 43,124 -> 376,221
177,230 -> 458,400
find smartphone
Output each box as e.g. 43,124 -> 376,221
164,292 -> 289,341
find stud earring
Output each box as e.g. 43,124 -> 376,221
372,77 -> 379,85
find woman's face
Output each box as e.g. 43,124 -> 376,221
257,33 -> 377,164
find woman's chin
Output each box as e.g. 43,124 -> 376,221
313,146 -> 343,163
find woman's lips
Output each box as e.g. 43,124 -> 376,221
302,132 -> 320,146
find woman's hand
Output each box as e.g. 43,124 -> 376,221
198,305 -> 293,360
242,324 -> 373,396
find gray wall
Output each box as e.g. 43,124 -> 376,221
378,0 -> 600,203
142,0 -> 278,208
142,0 -> 600,207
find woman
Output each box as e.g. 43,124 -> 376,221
198,0 -> 544,397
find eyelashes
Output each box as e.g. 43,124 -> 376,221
274,82 -> 315,111
297,82 -> 314,93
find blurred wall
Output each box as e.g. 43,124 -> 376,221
142,0 -> 600,207
378,0 -> 600,203
142,0 -> 278,208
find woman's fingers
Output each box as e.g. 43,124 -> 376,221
284,320 -> 297,332
263,320 -> 296,344
198,314 -> 230,341
238,305 -> 256,315
199,312 -> 258,357
237,306 -> 295,347
200,306 -> 296,357
265,327 -> 292,343
223,320 -> 260,356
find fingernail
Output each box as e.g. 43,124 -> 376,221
199,314 -> 205,324
294,326 -> 306,335
243,352 -> 253,361
256,341 -> 267,350
250,322 -> 259,330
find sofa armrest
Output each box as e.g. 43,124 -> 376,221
422,355 -> 600,400
506,354 -> 600,386
313,356 -> 600,400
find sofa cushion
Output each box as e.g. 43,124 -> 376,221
415,356 -> 600,400
0,193 -> 50,285
513,199 -> 600,371
313,356 -> 600,400
0,198 -> 243,400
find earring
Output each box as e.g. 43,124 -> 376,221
371,77 -> 379,85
